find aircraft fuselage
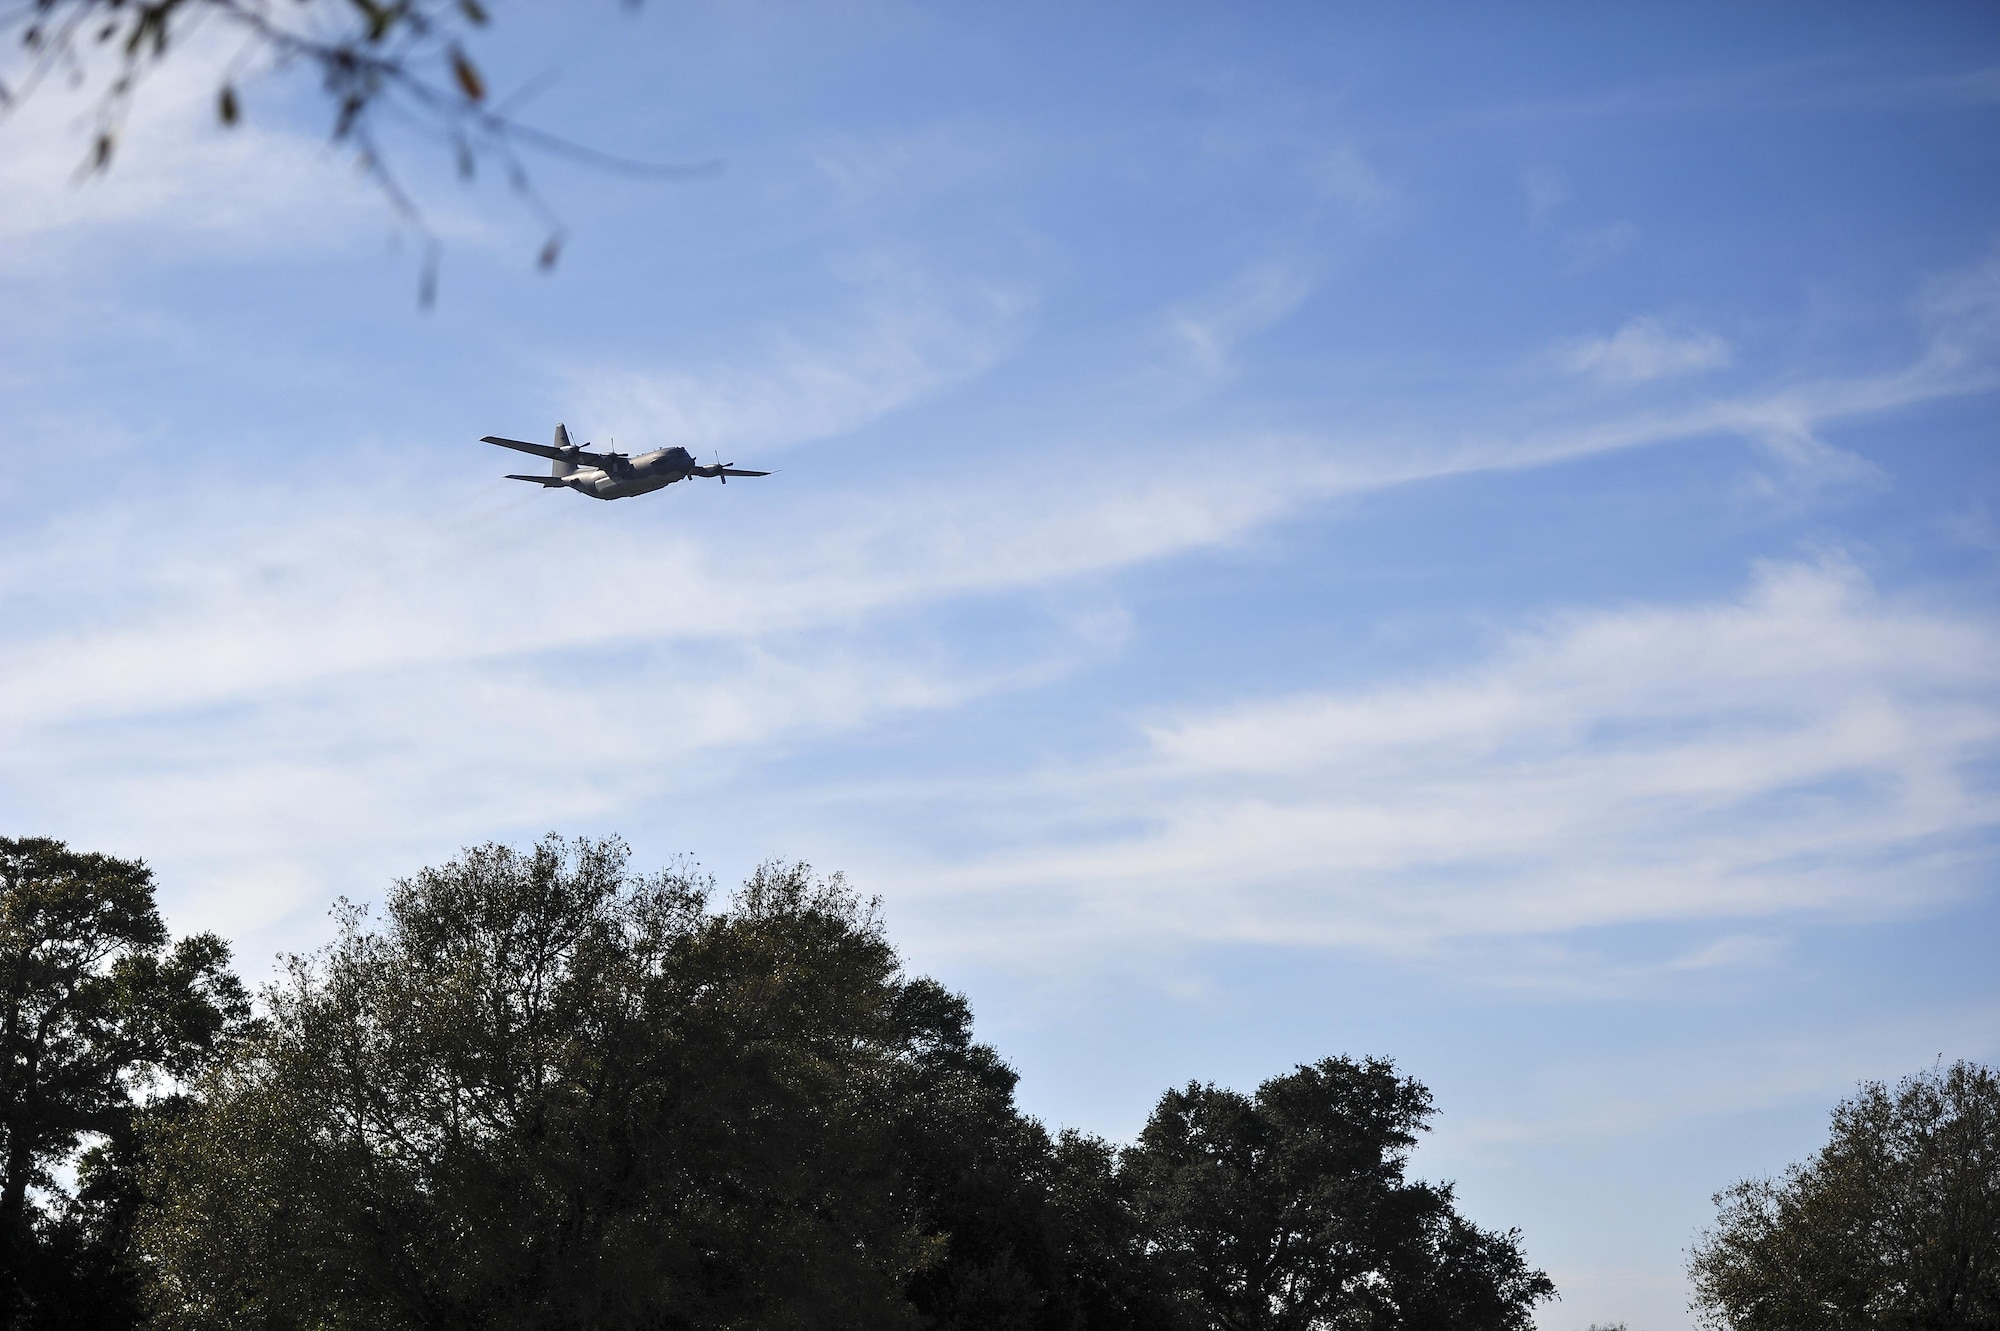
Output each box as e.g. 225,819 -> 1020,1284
558,446 -> 699,500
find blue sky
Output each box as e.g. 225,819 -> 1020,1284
4,3 -> 1998,1325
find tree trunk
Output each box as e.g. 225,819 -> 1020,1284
0,1119 -> 35,1326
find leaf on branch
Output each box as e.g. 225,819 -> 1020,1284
538,234 -> 563,271
459,0 -> 490,25
125,7 -> 170,60
218,84 -> 239,126
451,48 -> 485,103
354,0 -> 395,43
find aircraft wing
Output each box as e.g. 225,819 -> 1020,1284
690,464 -> 773,478
482,435 -> 616,466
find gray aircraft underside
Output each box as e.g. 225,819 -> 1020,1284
482,424 -> 769,500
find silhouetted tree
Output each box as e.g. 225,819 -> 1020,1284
891,976 -> 1070,1330
1121,1057 -> 1555,1331
1044,1129 -> 1180,1331
123,833 -> 1558,1331
137,837 -> 1059,1330
1689,1060 -> 2000,1330
0,837 -> 248,1331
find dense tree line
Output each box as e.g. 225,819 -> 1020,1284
14,833 -> 2000,1330
0,835 -> 1552,1319
3,834 -> 1552,1330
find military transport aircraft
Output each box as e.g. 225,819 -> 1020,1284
482,424 -> 770,501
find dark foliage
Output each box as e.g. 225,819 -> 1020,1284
140,839 -> 946,1329
1689,1060 -> 2000,1331
5,834 -> 1556,1331
1122,1056 -> 1555,1331
1048,1130 -> 1182,1331
0,837 -> 249,1330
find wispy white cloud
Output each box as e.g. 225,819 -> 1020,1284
566,262 -> 1034,456
0,441 -> 1299,741
876,556 -> 1999,962
1307,143 -> 1397,218
1919,240 -> 2000,368
1166,260 -> 1317,379
1521,164 -> 1569,225
806,119 -> 1033,209
1562,220 -> 1639,273
18,631 -> 1039,941
1556,316 -> 1731,384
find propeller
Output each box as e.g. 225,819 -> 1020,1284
591,438 -> 631,473
684,452 -> 770,482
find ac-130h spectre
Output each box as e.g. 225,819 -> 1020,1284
483,424 -> 769,500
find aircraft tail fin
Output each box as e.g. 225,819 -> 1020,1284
506,473 -> 571,487
551,422 -> 578,478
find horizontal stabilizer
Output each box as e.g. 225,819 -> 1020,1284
505,474 -> 571,487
